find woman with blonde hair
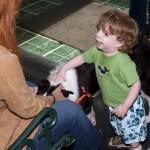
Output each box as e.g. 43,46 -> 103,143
0,0 -> 102,149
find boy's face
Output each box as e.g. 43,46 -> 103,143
95,29 -> 123,54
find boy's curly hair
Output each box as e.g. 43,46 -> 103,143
96,9 -> 139,53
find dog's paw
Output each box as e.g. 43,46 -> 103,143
146,116 -> 150,123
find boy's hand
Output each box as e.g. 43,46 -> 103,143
48,69 -> 66,82
113,104 -> 128,118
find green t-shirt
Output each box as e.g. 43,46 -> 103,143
82,45 -> 139,107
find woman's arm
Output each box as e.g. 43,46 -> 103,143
0,53 -> 53,119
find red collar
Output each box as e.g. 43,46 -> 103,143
76,86 -> 92,104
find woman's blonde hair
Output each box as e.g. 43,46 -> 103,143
0,0 -> 22,58
97,9 -> 139,53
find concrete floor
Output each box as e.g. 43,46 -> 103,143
18,0 -> 129,62
41,2 -> 112,51
19,1 -> 128,51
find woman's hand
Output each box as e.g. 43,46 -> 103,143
52,85 -> 67,101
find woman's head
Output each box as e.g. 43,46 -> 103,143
97,9 -> 139,53
0,0 -> 22,57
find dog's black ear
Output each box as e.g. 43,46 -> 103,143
37,79 -> 50,95
47,84 -> 60,95
61,89 -> 74,98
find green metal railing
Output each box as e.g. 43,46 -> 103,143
8,107 -> 75,150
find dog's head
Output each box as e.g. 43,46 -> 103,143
37,65 -> 94,114
37,65 -> 79,102
37,79 -> 74,98
37,79 -> 94,114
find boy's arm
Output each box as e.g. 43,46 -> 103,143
113,80 -> 141,118
123,80 -> 141,109
62,55 -> 85,71
51,55 -> 85,81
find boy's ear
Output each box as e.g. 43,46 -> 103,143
116,41 -> 124,48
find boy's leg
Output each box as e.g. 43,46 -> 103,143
130,143 -> 142,150
109,96 -> 147,148
33,100 -> 102,150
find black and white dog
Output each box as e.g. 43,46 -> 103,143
37,64 -> 99,125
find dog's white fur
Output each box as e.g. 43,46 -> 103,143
48,65 -> 96,125
48,65 -> 79,102
140,90 -> 150,123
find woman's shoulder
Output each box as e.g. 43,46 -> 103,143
0,45 -> 17,60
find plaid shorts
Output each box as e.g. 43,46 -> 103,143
109,96 -> 147,144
